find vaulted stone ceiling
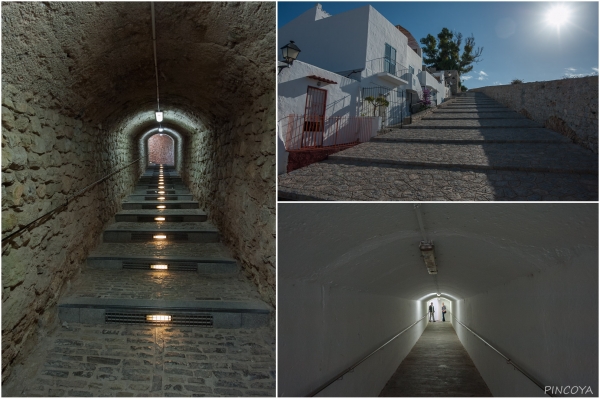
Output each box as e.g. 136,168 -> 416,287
2,1 -> 274,130
278,204 -> 597,300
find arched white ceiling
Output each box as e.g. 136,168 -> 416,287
278,204 -> 598,301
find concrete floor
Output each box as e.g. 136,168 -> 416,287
380,321 -> 492,397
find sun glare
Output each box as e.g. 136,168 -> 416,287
546,4 -> 570,29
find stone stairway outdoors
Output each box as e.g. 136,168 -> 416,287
278,92 -> 598,201
14,164 -> 275,397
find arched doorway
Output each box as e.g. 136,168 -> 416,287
148,133 -> 174,165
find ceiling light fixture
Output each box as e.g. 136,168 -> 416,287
151,3 -> 165,126
419,241 -> 437,274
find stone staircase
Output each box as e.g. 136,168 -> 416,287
59,164 -> 271,329
278,92 -> 598,201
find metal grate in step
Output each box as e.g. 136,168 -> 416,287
105,312 -> 213,327
130,232 -> 189,242
123,261 -> 197,271
138,216 -> 184,223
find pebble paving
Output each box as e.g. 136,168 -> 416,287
279,93 -> 598,201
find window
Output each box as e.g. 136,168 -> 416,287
384,43 -> 397,75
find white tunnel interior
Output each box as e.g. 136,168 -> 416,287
278,203 -> 598,397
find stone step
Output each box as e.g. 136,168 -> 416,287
103,221 -> 220,243
424,113 -> 526,120
122,200 -> 199,210
434,108 -> 514,113
445,104 -> 505,108
133,189 -> 191,195
373,128 -> 571,144
410,119 -> 542,129
58,298 -> 270,328
127,194 -> 194,201
327,142 -> 598,174
277,161 -> 598,201
138,178 -> 183,183
87,241 -> 236,274
136,184 -> 187,190
115,209 -> 207,222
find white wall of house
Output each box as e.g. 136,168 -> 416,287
278,4 -> 370,75
364,7 -> 410,73
277,60 -> 361,174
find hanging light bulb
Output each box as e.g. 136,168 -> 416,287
155,111 -> 163,122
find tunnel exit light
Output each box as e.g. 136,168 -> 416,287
146,314 -> 171,322
155,111 -> 163,122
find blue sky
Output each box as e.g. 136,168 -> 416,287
278,2 -> 599,88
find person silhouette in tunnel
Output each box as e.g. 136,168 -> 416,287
442,302 -> 446,322
428,302 -> 435,322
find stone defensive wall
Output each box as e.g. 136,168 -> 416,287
471,76 -> 598,153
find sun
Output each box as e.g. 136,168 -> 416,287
545,4 -> 571,29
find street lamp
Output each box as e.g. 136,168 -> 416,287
278,41 -> 301,74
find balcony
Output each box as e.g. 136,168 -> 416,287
419,70 -> 441,90
400,71 -> 423,99
364,58 -> 409,86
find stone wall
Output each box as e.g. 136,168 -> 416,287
1,84 -> 139,382
148,133 -> 174,165
472,77 -> 598,153
182,90 -> 276,307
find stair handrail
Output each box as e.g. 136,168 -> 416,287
447,311 -> 551,396
2,156 -> 145,246
306,313 -> 427,397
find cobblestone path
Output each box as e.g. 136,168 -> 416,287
7,165 -> 274,397
278,92 -> 598,201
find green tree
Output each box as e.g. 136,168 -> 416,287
363,96 -> 390,117
420,28 -> 483,74
511,79 -> 523,84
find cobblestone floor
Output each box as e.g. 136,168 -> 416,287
374,128 -> 570,143
7,323 -> 275,397
327,142 -> 597,173
279,93 -> 598,200
412,119 -> 541,128
67,269 -> 262,301
424,112 -> 526,119
278,161 -> 598,201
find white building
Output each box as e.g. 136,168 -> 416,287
277,3 -> 454,173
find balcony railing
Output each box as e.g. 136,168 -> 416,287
283,114 -> 377,151
365,57 -> 409,80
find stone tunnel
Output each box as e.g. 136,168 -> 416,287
2,2 -> 275,395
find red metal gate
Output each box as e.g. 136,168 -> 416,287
302,87 -> 327,148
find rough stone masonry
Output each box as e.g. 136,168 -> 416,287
472,76 -> 598,153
